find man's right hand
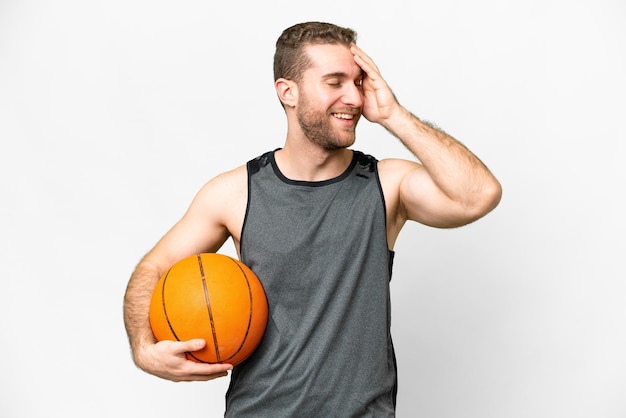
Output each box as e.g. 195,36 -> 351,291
134,338 -> 233,382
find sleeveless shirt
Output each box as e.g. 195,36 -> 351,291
225,150 -> 397,417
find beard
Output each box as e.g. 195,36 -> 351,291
296,91 -> 359,151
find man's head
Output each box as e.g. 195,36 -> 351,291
274,22 -> 357,83
274,22 -> 363,151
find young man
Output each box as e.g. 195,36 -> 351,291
124,21 -> 501,416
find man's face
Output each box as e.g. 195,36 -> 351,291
296,43 -> 364,150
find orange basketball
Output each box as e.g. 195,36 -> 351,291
149,253 -> 268,366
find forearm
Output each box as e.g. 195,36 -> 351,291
123,260 -> 160,365
382,107 -> 501,210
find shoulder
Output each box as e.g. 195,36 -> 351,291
350,152 -> 421,178
183,163 -> 249,246
195,164 -> 248,208
351,154 -> 423,201
212,163 -> 248,187
377,158 -> 423,190
203,150 -> 277,200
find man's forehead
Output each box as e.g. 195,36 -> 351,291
304,43 -> 359,75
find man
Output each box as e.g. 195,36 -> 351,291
124,21 -> 501,416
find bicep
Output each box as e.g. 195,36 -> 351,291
398,166 -> 470,228
153,210 -> 229,267
380,159 -> 469,230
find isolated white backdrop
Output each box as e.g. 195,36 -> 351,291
1,1 -> 624,417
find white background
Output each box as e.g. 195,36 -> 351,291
1,1 -> 625,417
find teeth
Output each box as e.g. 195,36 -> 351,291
333,113 -> 353,120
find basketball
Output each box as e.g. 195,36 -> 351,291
149,253 -> 268,366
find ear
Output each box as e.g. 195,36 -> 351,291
275,78 -> 298,107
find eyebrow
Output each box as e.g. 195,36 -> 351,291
321,72 -> 350,79
321,71 -> 364,80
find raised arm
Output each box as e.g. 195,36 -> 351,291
123,165 -> 247,381
351,44 -> 502,240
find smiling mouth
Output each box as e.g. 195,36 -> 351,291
332,113 -> 355,120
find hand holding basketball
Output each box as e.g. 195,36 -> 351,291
133,338 -> 233,382
149,253 -> 268,367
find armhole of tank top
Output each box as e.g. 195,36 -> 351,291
239,159 -> 254,261
373,159 -> 396,266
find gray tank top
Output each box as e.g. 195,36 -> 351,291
225,150 -> 397,417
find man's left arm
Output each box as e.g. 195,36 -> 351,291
351,44 -> 502,229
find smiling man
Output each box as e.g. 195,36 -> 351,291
123,21 -> 502,417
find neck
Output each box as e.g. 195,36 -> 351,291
275,142 -> 353,182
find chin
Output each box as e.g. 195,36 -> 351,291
324,138 -> 355,151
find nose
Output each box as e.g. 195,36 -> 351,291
341,82 -> 363,108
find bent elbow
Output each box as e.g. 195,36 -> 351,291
485,178 -> 503,210
468,179 -> 503,221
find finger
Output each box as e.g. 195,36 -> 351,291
350,44 -> 381,74
184,362 -> 233,380
179,371 -> 230,382
173,338 -> 206,355
352,53 -> 383,89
